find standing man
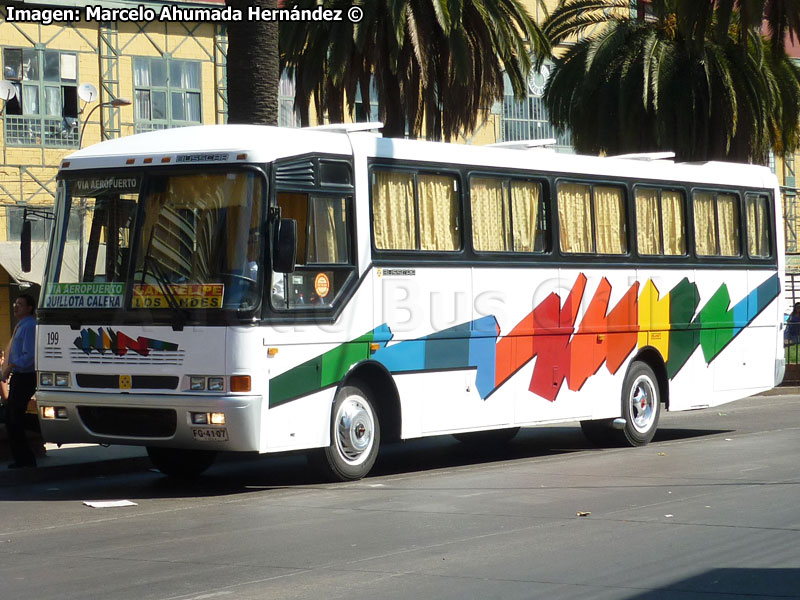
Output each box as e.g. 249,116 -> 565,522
2,294 -> 37,468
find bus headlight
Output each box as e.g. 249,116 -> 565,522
207,377 -> 224,391
190,412 -> 225,425
39,372 -> 70,387
190,376 -> 206,391
41,406 -> 68,420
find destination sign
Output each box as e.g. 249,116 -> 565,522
132,284 -> 224,309
44,282 -> 124,309
71,176 -> 140,197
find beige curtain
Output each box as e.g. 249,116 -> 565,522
418,174 -> 459,251
717,193 -> 740,256
661,190 -> 686,255
635,188 -> 660,255
470,177 -> 509,251
372,170 -> 416,250
558,183 -> 592,253
511,181 -> 541,252
747,195 -> 770,257
594,185 -> 626,254
309,197 -> 345,263
693,191 -> 717,255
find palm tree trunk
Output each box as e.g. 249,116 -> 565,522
226,0 -> 279,125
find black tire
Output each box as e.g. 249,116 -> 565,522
453,427 -> 520,445
579,419 -> 617,446
620,361 -> 661,446
146,447 -> 217,478
317,383 -> 380,481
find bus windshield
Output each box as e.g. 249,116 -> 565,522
40,169 -> 265,316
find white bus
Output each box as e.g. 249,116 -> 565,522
32,124 -> 784,480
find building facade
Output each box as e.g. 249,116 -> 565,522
0,0 -> 227,345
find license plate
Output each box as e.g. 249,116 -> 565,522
192,427 -> 228,442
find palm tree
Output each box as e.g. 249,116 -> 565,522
673,0 -> 800,53
542,0 -> 800,163
280,0 -> 550,140
225,0 -> 279,124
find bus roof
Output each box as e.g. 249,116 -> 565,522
62,124 -> 777,190
62,124 -> 354,170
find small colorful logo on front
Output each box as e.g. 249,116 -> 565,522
74,328 -> 179,357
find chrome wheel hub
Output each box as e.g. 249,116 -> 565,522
629,375 -> 657,433
335,396 -> 374,465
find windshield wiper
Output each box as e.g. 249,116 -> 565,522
144,259 -> 188,332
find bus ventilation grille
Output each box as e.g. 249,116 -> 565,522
275,159 -> 315,186
76,374 -> 180,390
77,406 -> 177,438
69,349 -> 184,365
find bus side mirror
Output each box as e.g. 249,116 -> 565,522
20,219 -> 31,273
273,218 -> 297,274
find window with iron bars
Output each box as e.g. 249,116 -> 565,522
2,47 -> 79,148
500,63 -> 573,153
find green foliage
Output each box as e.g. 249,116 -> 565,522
280,0 -> 550,140
543,0 -> 800,163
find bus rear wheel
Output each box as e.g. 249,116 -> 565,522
580,361 -> 661,447
316,383 -> 380,481
620,362 -> 661,446
146,447 -> 217,478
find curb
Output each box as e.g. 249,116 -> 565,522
755,386 -> 800,396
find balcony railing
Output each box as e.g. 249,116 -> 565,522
4,115 -> 79,148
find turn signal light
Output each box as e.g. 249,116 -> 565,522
230,375 -> 251,392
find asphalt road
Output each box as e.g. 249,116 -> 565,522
1,392 -> 799,600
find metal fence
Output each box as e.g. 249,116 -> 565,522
785,271 -> 800,364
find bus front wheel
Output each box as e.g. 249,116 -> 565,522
316,383 -> 380,481
146,447 -> 217,478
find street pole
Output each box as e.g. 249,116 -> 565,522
77,97 -> 131,281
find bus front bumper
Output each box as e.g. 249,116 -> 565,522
36,390 -> 263,452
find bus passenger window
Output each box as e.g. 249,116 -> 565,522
717,194 -> 740,256
558,183 -> 593,253
693,191 -> 740,257
594,186 -> 626,254
371,169 -> 460,252
636,188 -> 661,255
470,176 -> 544,253
661,190 -> 686,255
636,188 -> 686,256
558,182 -> 626,255
511,180 -> 545,252
471,177 -> 510,251
418,174 -> 460,251
372,171 -> 416,250
746,195 -> 771,258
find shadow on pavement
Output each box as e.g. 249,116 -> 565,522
0,424 -> 732,503
622,568 -> 800,599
